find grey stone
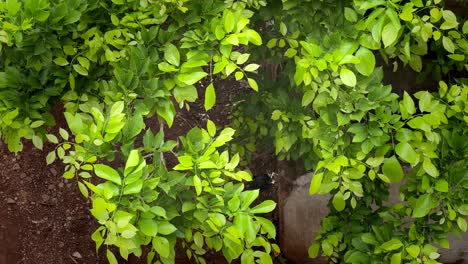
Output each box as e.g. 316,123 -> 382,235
281,173 -> 329,264
281,173 -> 468,263
72,252 -> 82,259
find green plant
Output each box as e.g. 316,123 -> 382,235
1,0 -> 467,263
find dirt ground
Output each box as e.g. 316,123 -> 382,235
0,79 -> 281,264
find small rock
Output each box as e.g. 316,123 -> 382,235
58,182 -> 64,188
6,198 -> 15,204
50,167 -> 58,176
72,252 -> 82,259
58,242 -> 65,248
48,184 -> 55,190
51,198 -> 58,203
12,163 -> 20,171
20,172 -> 27,179
66,216 -> 72,221
41,194 -> 49,201
30,201 -> 36,205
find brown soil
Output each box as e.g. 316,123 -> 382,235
0,78 -> 282,264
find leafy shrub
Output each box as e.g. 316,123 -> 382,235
0,0 -> 467,264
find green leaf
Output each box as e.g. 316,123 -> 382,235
78,181 -> 89,198
73,64 -> 88,76
344,7 -> 358,22
228,195 -> 240,211
412,194 -> 433,218
139,219 -> 158,237
246,29 -> 262,45
46,134 -> 58,144
457,217 -> 467,232
355,47 -> 375,76
204,83 -> 216,111
123,180 -> 143,194
441,10 -> 458,30
442,36 -> 455,53
94,164 -> 121,185
401,92 -> 416,118
256,216 -> 276,239
381,239 -> 403,251
111,0 -> 124,4
385,8 -> 400,29
340,68 -> 356,87
279,22 -> 288,36
6,0 -> 21,16
241,190 -> 259,210
244,64 -> 260,72
332,192 -> 345,211
206,119 -> 216,137
382,156 -> 404,182
309,172 -> 323,195
391,253 -> 401,264
46,151 -> 56,165
250,200 -> 276,214
193,175 -> 202,195
59,128 -> 69,140
406,245 -> 420,258
177,72 -> 208,85
395,142 -> 419,164
164,43 -> 180,67
423,158 -> 439,177
247,78 -> 258,91
382,23 -> 399,47
158,221 -> 177,235
106,249 -> 118,264
152,236 -> 170,258
32,135 -> 43,150
224,10 -> 235,33
302,90 -> 316,107
53,57 -> 69,66
463,21 -> 468,34
308,243 -> 320,258
156,101 -> 175,127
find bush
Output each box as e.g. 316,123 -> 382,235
0,0 -> 466,263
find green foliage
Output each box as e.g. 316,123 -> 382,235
1,0 -> 467,263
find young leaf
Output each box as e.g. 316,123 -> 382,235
395,142 -> 419,164
250,200 -> 276,214
382,156 -> 404,182
164,43 -> 180,67
152,236 -> 170,258
106,250 -> 118,264
247,78 -> 258,91
380,239 -> 403,251
177,72 -> 208,85
355,47 -> 375,76
332,192 -> 345,211
204,83 -> 216,111
382,23 -> 399,47
193,175 -> 202,195
73,64 -> 88,76
46,151 -> 56,165
412,194 -> 433,218
32,135 -> 43,150
94,164 -> 121,185
78,181 -> 89,198
309,172 -> 323,195
340,68 -> 357,87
